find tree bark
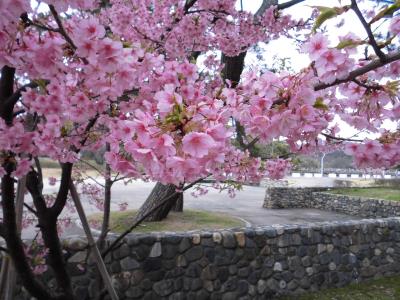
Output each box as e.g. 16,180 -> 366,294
1,165 -> 54,300
0,66 -> 56,299
172,193 -> 183,212
3,177 -> 26,300
98,144 -> 112,249
26,169 -> 75,300
135,182 -> 182,222
69,183 -> 118,300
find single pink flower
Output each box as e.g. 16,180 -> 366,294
302,33 -> 329,59
182,132 -> 215,158
48,177 -> 57,186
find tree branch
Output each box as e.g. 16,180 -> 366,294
34,157 -> 44,193
0,66 -> 16,125
255,0 -> 278,18
351,0 -> 386,62
23,203 -> 38,216
1,166 -> 52,299
321,133 -> 363,143
26,170 -> 49,214
48,5 -> 89,65
77,158 -> 104,176
4,82 -> 39,111
48,5 -> 77,50
49,163 -> 72,217
245,137 -> 260,150
184,0 -> 198,13
20,12 -> 59,32
277,0 -> 306,10
314,50 -> 400,90
352,78 -> 382,90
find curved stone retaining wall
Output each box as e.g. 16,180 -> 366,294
263,187 -> 400,218
14,217 -> 400,299
311,192 -> 400,218
263,187 -> 325,209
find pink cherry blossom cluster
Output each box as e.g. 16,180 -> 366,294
232,69 -> 332,149
0,0 -> 30,67
345,139 -> 400,169
104,0 -> 297,58
105,62 -> 267,184
303,33 -> 354,84
0,0 -> 399,188
265,159 -> 292,180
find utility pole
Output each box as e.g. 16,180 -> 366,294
320,153 -> 326,177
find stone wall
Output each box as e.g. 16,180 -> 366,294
311,192 -> 400,218
15,217 -> 400,300
263,187 -> 400,218
263,187 -> 325,209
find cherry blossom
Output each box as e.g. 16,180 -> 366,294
0,1 -> 400,298
182,132 -> 216,158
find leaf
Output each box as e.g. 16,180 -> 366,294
369,1 -> 400,24
384,80 -> 400,96
61,120 -> 74,137
165,104 -> 184,125
313,97 -> 328,111
311,5 -> 350,33
336,39 -> 365,50
34,79 -> 48,91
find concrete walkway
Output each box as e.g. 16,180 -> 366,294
19,179 -> 359,238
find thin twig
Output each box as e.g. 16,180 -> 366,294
48,5 -> 89,65
352,79 -> 382,90
321,133 -> 363,143
245,137 -> 260,150
351,0 -> 386,62
77,159 -> 104,175
20,13 -> 59,32
184,0 -> 198,13
23,203 -> 38,216
33,157 -> 43,193
48,5 -> 77,50
85,174 -> 105,188
277,0 -> 305,10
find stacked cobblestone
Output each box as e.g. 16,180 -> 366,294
14,217 -> 400,299
13,187 -> 400,299
263,187 -> 400,218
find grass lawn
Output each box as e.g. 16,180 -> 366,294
89,209 -> 244,233
280,275 -> 400,300
328,187 -> 400,201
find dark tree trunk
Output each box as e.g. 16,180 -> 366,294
172,193 -> 183,212
135,183 -> 182,222
26,167 -> 75,300
97,143 -> 112,250
1,164 -> 54,300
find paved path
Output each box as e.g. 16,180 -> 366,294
18,179 -> 359,238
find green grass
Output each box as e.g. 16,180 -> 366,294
89,209 -> 244,233
39,157 -> 61,169
328,187 -> 400,201
279,275 -> 400,300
